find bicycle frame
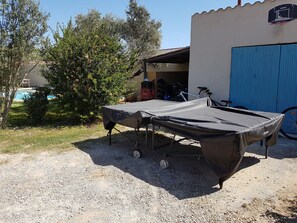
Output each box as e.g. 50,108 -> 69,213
177,91 -> 200,101
177,87 -> 211,102
177,87 -> 233,107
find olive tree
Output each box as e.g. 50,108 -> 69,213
123,0 -> 162,61
0,0 -> 48,127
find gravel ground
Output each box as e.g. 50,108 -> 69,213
0,133 -> 296,223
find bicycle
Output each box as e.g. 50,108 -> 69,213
280,106 -> 297,140
178,86 -> 248,109
177,86 -> 211,102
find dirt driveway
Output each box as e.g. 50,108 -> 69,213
0,134 -> 296,223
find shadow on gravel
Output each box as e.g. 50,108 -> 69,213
74,130 -> 261,199
265,196 -> 297,223
246,137 -> 297,160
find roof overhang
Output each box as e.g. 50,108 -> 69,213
145,46 -> 190,64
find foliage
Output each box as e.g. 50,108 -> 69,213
0,0 -> 48,128
23,87 -> 49,124
74,1 -> 162,71
75,9 -> 124,37
123,0 -> 162,61
75,2 -> 162,61
42,20 -> 135,121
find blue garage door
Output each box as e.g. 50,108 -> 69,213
230,45 -> 281,112
277,44 -> 297,134
230,43 -> 297,134
277,44 -> 297,112
230,44 -> 297,112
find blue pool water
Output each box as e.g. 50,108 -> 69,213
14,89 -> 55,101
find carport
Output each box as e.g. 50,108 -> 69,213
143,47 -> 190,100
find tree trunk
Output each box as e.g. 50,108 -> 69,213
0,67 -> 19,128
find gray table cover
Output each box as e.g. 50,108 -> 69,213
102,98 -> 284,184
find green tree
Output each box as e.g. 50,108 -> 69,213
75,9 -> 125,41
73,3 -> 161,79
43,2 -> 161,122
123,0 -> 162,61
0,0 -> 48,128
43,20 -> 135,121
76,2 -> 162,70
75,1 -> 162,63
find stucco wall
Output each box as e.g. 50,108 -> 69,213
189,0 -> 297,101
21,63 -> 48,87
26,65 -> 48,87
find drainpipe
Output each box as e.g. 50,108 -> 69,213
237,0 -> 241,6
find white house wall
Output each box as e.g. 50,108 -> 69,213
26,65 -> 48,87
19,63 -> 48,87
189,0 -> 297,101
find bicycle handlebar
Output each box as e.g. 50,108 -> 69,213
197,86 -> 208,94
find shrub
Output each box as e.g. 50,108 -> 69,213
23,87 -> 50,124
42,20 -> 136,122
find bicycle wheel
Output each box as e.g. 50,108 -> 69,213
280,106 -> 297,140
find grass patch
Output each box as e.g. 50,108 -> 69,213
8,102 -> 29,126
8,100 -> 81,127
0,124 -> 107,154
0,100 -> 108,154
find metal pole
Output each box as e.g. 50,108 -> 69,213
143,59 -> 147,80
145,125 -> 148,149
108,129 -> 112,146
152,124 -> 155,150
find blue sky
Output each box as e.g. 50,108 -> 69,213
39,0 -> 262,49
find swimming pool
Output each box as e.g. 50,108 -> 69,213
14,89 -> 55,101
